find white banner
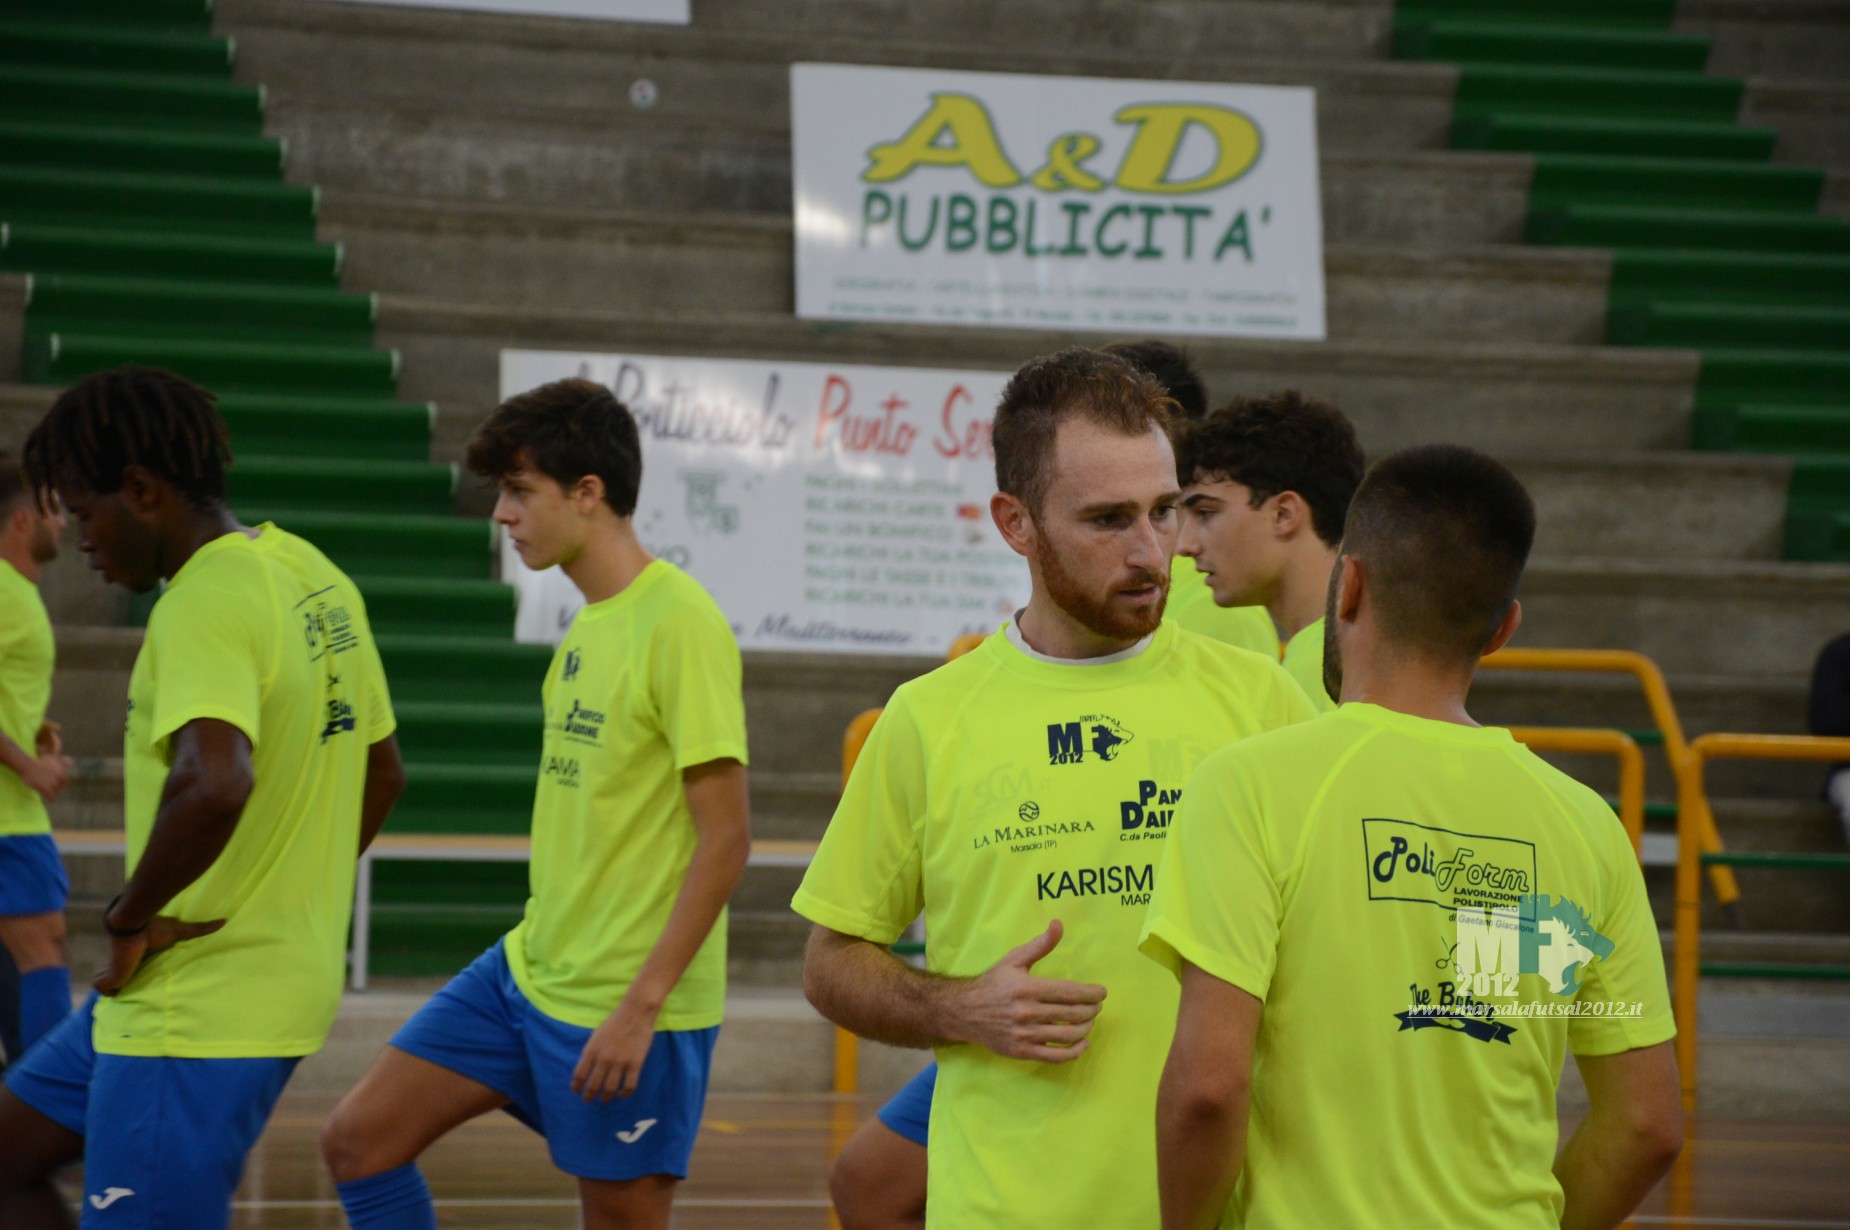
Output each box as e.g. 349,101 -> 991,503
792,64 -> 1325,340
327,0 -> 688,23
499,351 -> 1028,656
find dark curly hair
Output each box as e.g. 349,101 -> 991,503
1177,390 -> 1364,547
466,378 -> 643,516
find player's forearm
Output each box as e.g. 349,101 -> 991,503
111,746 -> 251,930
356,735 -> 406,855
1555,1112 -> 1681,1230
622,821 -> 750,1013
802,926 -> 975,1050
1156,1058 -> 1247,1230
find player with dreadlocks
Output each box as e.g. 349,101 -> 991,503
0,366 -> 406,1230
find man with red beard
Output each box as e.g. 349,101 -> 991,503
795,348 -> 1312,1230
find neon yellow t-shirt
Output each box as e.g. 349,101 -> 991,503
505,560 -> 749,1031
0,560 -> 54,837
1141,703 -> 1677,1230
1167,555 -> 1278,657
1282,617 -> 1333,714
98,525 -> 394,1058
793,622 -> 1313,1228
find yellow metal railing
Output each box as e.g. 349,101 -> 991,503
1508,726 -> 1647,855
1482,648 -> 1742,910
1672,733 -> 1850,1114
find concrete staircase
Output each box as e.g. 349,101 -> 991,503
6,0 -> 1848,1097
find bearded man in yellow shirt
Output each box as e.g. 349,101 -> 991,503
1147,445 -> 1682,1230
0,366 -> 404,1230
798,347 -> 1311,1230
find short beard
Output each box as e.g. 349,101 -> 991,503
1033,526 -> 1169,642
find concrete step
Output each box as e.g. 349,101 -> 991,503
286,983 -> 1850,1119
320,197 -> 1609,346
1515,555 -> 1850,680
221,0 -> 1401,96
1743,79 -> 1850,173
380,301 -> 1698,455
1678,0 -> 1850,84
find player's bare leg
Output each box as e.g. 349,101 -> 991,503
0,911 -> 66,973
0,1086 -> 81,1230
830,1119 -> 927,1230
319,1046 -> 510,1182
579,1173 -> 677,1230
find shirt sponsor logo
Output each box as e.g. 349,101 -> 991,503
1046,714 -> 1135,765
972,816 -> 1096,853
1036,861 -> 1153,905
1363,818 -> 1536,914
320,696 -> 357,743
559,699 -> 608,745
563,648 -> 583,681
544,754 -> 581,787
1119,779 -> 1180,836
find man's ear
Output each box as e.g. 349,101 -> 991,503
1334,554 -> 1365,624
1272,490 -> 1309,541
991,491 -> 1036,559
571,473 -> 608,515
1483,599 -> 1522,658
116,466 -> 165,520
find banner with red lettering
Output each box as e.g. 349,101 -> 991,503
499,350 -> 1026,655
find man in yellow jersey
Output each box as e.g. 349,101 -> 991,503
798,348 -> 1313,1230
1146,445 -> 1682,1230
319,378 -> 750,1230
827,339 -> 1284,1230
1100,341 -> 1280,661
0,366 -> 404,1230
0,454 -> 72,1064
1176,391 -> 1364,713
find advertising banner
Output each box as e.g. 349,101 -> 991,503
328,0 -> 688,24
792,63 -> 1324,340
499,351 -> 1027,656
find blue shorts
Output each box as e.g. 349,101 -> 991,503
4,994 -> 298,1230
390,939 -> 718,1181
0,833 -> 69,916
876,1062 -> 936,1146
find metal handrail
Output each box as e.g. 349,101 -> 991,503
1481,647 -> 1742,910
1672,733 -> 1850,1114
1507,726 -> 1647,855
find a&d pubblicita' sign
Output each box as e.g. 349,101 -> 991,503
792,63 -> 1325,340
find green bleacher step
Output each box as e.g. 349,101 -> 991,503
1609,250 -> 1850,310
366,894 -> 525,977
227,456 -> 454,517
1451,64 -> 1743,124
1530,155 -> 1825,214
248,510 -> 494,581
1453,113 -> 1776,161
1396,21 -> 1711,72
0,20 -> 233,78
377,635 -> 553,705
393,763 -> 538,836
1783,508 -> 1850,563
215,394 -> 434,463
0,120 -> 283,179
1396,1 -> 1675,30
355,576 -> 516,640
0,166 -> 318,239
1530,205 -> 1850,255
1608,302 -> 1850,350
0,66 -> 261,133
0,223 -> 341,286
24,332 -> 398,398
1696,350 -> 1850,407
394,701 -> 542,767
26,274 -> 374,347
0,0 -> 211,28
1693,403 -> 1850,453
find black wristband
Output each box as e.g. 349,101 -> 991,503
103,894 -> 148,938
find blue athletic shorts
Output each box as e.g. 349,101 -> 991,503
4,994 -> 299,1230
390,939 -> 718,1182
0,833 -> 69,916
876,1061 -> 936,1146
